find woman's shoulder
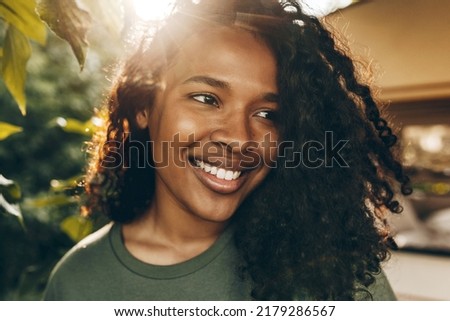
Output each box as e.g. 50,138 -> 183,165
43,222 -> 116,300
62,222 -> 114,261
355,270 -> 397,301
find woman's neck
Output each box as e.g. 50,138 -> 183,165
121,195 -> 228,265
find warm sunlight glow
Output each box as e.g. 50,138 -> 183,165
299,0 -> 355,17
130,0 -> 355,21
132,0 -> 176,21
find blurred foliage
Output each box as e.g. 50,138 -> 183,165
0,121 -> 23,140
0,0 -> 126,298
0,0 -> 47,115
0,0 -> 125,115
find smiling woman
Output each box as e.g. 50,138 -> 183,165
43,0 -> 411,301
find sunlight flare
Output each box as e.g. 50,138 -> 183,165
131,0 -> 176,21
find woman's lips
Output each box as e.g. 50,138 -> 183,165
188,158 -> 248,194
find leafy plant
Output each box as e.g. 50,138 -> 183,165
0,0 -> 125,115
0,38 -> 107,298
0,0 -> 126,300
0,0 -> 46,115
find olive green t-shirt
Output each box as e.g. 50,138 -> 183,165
43,223 -> 396,300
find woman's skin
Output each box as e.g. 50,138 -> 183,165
122,27 -> 280,266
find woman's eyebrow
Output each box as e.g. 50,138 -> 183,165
263,92 -> 279,103
182,75 -> 279,101
182,75 -> 230,89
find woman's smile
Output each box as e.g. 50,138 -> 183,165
189,158 -> 248,194
191,158 -> 242,181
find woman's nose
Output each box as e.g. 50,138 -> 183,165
209,113 -> 253,154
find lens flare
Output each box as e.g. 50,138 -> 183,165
131,0 -> 176,21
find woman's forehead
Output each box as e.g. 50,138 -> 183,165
168,26 -> 276,73
158,27 -> 277,91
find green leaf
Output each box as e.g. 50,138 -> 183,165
51,116 -> 100,136
0,121 -> 23,140
60,215 -> 93,242
0,194 -> 23,223
50,175 -> 84,193
24,194 -> 77,208
0,175 -> 23,223
36,0 -> 92,70
0,0 -> 47,45
0,174 -> 22,203
1,25 -> 31,115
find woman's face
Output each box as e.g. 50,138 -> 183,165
142,26 -> 279,223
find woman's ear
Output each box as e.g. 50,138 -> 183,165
135,109 -> 148,129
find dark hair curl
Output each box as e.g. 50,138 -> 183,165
85,0 -> 411,300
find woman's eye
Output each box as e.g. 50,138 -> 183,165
191,94 -> 219,107
256,110 -> 276,121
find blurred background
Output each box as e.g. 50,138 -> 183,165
0,0 -> 131,300
1,0 -> 449,300
0,32 -> 110,299
329,0 -> 450,300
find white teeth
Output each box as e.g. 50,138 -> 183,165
217,168 -> 226,179
192,159 -> 242,181
224,170 -> 234,181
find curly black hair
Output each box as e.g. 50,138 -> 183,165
85,0 -> 411,300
